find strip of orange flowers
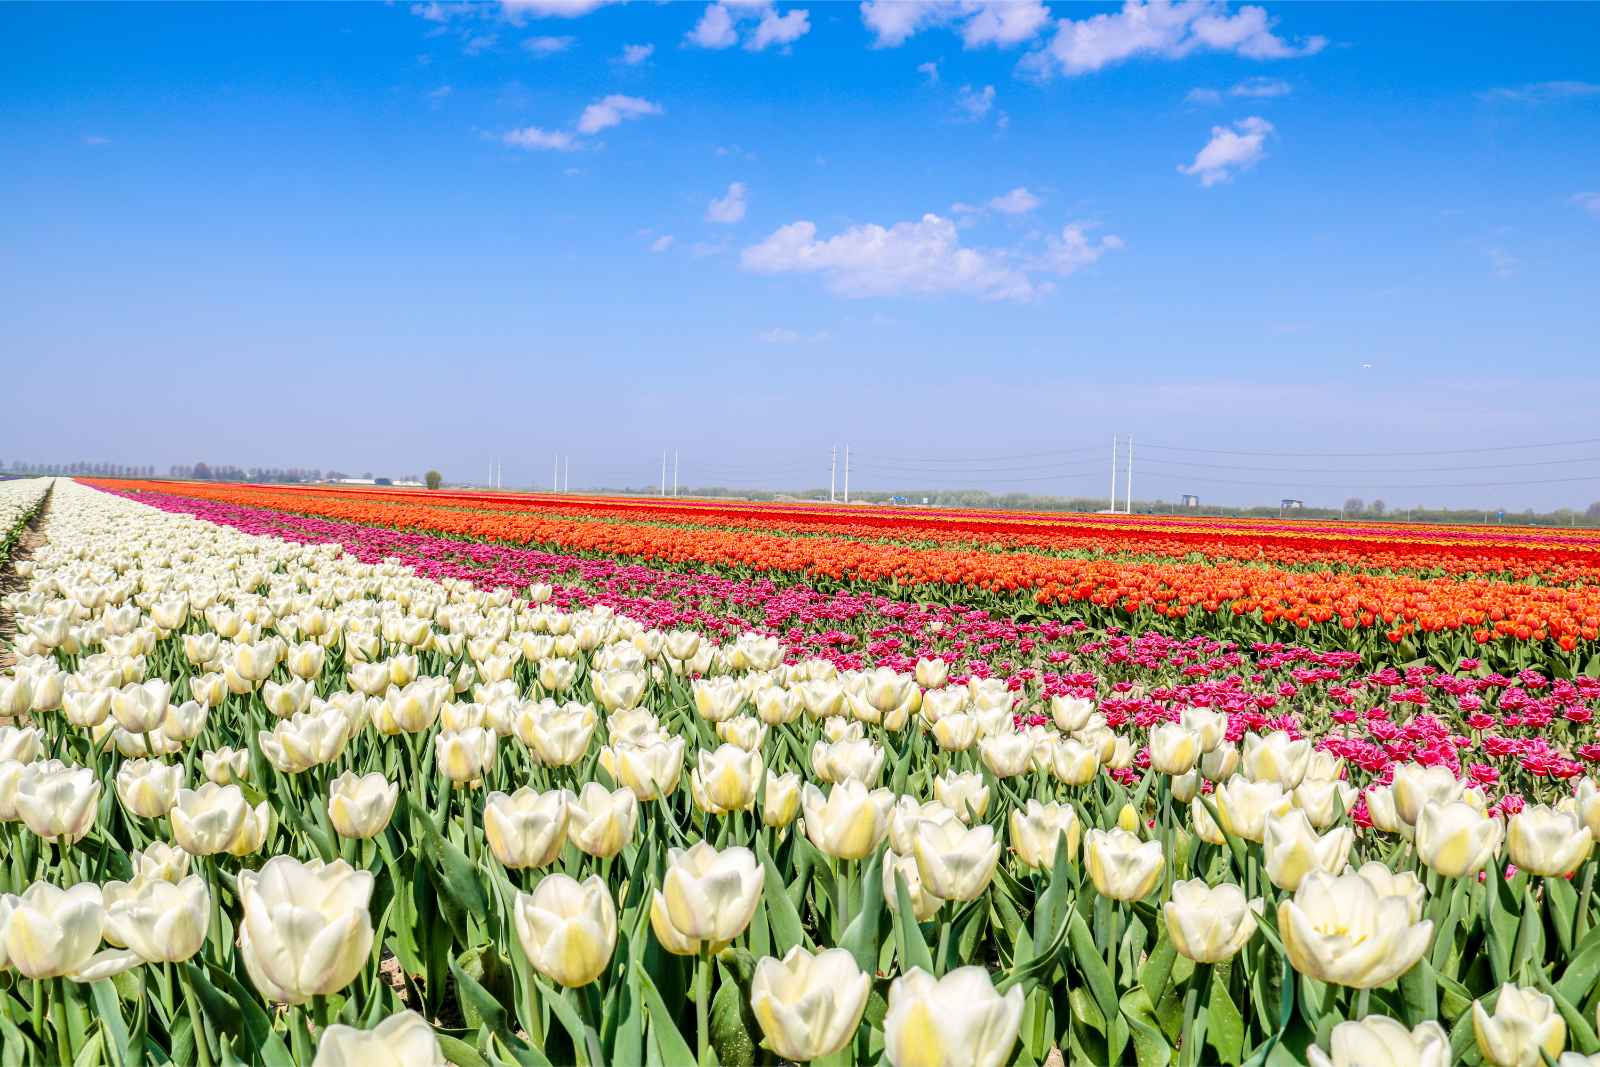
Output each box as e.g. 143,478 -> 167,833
98,480 -> 1600,660
135,480 -> 1600,583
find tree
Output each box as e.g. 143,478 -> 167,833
1586,502 -> 1600,521
425,470 -> 443,490
1369,499 -> 1386,516
1343,497 -> 1363,515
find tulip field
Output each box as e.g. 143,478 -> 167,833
3,478 -> 1600,1067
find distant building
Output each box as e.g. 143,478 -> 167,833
334,477 -> 377,485
1281,498 -> 1304,510
1181,494 -> 1199,507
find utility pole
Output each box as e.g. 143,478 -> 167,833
563,456 -> 569,493
830,445 -> 837,503
1125,435 -> 1134,514
843,445 -> 850,504
660,451 -> 666,496
1109,434 -> 1118,511
673,451 -> 679,497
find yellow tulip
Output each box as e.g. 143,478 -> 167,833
882,967 -> 1024,1067
513,874 -> 616,988
751,946 -> 871,1062
1163,878 -> 1261,963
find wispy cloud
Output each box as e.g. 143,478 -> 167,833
575,94 -> 662,134
1479,80 -> 1600,103
650,235 -> 675,253
861,0 -> 1051,49
687,2 -> 810,52
1179,116 -> 1273,186
741,210 -> 1123,301
522,35 -> 575,55
619,43 -> 654,65
82,134 -> 111,146
500,126 -> 578,151
1229,76 -> 1291,97
1573,192 -> 1600,219
987,186 -> 1041,214
956,83 -> 996,120
1019,0 -> 1326,80
706,181 -> 749,224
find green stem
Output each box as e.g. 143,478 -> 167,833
49,978 -> 72,1066
179,966 -> 216,1067
1181,962 -> 1211,1067
696,948 -> 713,1067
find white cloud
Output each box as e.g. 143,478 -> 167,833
463,32 -> 499,55
988,186 -> 1041,214
748,6 -> 810,50
956,83 -> 996,119
501,126 -> 579,150
1023,1 -> 1326,79
706,181 -> 749,223
758,327 -> 802,343
427,84 -> 454,101
1230,75 -> 1291,97
82,134 -> 111,146
1574,192 -> 1600,219
1185,87 -> 1222,105
917,60 -> 940,84
960,1 -> 1052,47
860,1 -> 1050,49
1480,81 -> 1600,103
523,34 -> 575,54
688,3 -> 811,51
620,43 -> 655,64
650,235 -> 675,252
741,213 -> 1036,300
688,4 -> 739,48
576,94 -> 663,134
500,0 -> 617,18
1043,224 -> 1125,273
1178,115 -> 1273,186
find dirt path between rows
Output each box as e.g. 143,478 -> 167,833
0,481 -> 54,672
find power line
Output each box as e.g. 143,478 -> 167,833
1137,436 -> 1600,459
848,445 -> 1102,464
1137,454 -> 1600,475
1136,470 -> 1600,490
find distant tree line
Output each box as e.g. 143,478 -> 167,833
4,461 -> 158,476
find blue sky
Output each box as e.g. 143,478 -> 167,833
4,1 -> 1598,509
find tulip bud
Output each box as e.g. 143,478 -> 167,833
238,857 -> 375,1004
517,700 -> 597,767
1211,775 -> 1292,843
1050,695 -> 1095,733
566,783 -> 637,859
1116,803 -> 1140,833
913,819 -> 1000,902
328,772 -> 399,840
103,874 -> 209,964
1180,707 -> 1227,752
1149,724 -> 1201,775
1164,879 -> 1261,963
1009,800 -> 1081,869
202,747 -> 250,785
1263,809 -> 1354,892
751,946 -> 872,1062
111,679 -> 170,734
756,772 -> 799,829
800,781 -> 893,861
599,737 -> 683,801
1199,741 -> 1238,782
513,874 -> 617,988
484,787 -> 569,869
1278,868 -> 1432,988
1085,828 -> 1164,902
1508,804 -> 1592,878
1416,800 -> 1504,878
435,727 -> 496,785
883,849 -> 944,920
978,732 -> 1033,779
661,841 -> 763,943
130,842 -> 191,883
1050,738 -> 1100,786
1308,1015 -> 1451,1067
1391,764 -> 1466,826
15,761 -> 100,844
171,783 -> 270,857
883,967 -> 1024,1067
811,737 -> 885,786
1474,985 -> 1566,1067
1241,730 -> 1311,789
116,758 -> 184,819
311,1010 -> 444,1067
932,770 -> 989,823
